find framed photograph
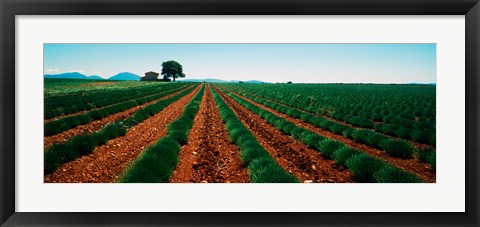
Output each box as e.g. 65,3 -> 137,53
1,0 -> 479,226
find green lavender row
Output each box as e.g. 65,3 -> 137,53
119,84 -> 205,183
218,86 -> 422,183
231,87 -> 436,169
221,86 -> 422,160
45,85 -> 189,136
224,84 -> 435,145
45,83 -> 184,119
44,85 -> 198,175
211,85 -> 298,183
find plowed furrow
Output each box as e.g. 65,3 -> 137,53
170,84 -> 249,183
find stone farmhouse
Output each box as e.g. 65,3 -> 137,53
141,71 -> 159,81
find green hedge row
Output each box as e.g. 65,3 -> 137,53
211,85 -> 298,183
45,85 -> 190,136
218,86 -> 422,183
118,84 -> 205,183
44,85 -> 198,175
225,87 -> 418,160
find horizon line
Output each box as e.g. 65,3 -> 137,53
43,71 -> 437,84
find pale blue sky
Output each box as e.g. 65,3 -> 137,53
44,44 -> 436,83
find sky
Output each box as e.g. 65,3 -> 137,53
44,44 -> 436,83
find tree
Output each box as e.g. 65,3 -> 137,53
161,60 -> 185,82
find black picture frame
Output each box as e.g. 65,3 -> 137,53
1,0 -> 479,226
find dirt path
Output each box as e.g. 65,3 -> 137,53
44,85 -> 186,123
44,85 -> 201,183
223,88 -> 435,183
170,85 -> 249,183
214,85 -> 353,183
44,86 -> 193,149
226,87 -> 433,149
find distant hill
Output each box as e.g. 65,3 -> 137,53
407,82 -> 436,85
108,72 -> 140,81
179,78 -> 228,83
242,80 -> 269,84
44,72 -> 89,79
87,75 -> 105,80
44,72 -> 106,80
229,80 -> 270,84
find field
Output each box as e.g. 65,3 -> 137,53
44,79 -> 436,183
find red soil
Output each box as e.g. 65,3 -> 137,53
224,88 -> 435,183
230,88 -> 433,149
44,86 -> 193,149
214,85 -> 353,183
169,85 -> 250,183
44,85 -> 187,123
44,85 -> 201,183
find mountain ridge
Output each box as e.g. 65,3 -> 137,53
87,75 -> 104,80
108,72 -> 140,81
44,72 -> 91,79
44,72 -> 142,81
